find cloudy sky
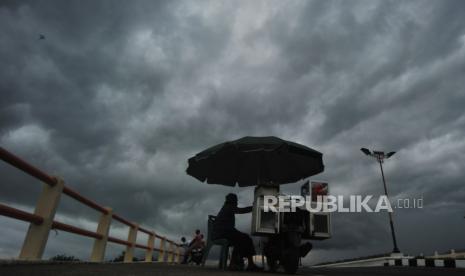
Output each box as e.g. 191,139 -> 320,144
1,0 -> 464,265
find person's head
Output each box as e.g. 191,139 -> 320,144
181,237 -> 186,243
225,193 -> 238,206
195,229 -> 200,235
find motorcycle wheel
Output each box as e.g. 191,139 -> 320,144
281,247 -> 299,274
266,255 -> 279,272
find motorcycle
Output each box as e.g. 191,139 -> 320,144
189,247 -> 204,265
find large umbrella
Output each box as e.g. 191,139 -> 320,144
186,136 -> 324,187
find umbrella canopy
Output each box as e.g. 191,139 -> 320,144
186,136 -> 324,187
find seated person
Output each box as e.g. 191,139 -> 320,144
211,193 -> 261,271
198,234 -> 206,249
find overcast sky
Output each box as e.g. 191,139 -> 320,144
1,0 -> 464,265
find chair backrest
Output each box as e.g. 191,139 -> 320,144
206,215 -> 216,242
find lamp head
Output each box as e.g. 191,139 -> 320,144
360,148 -> 371,156
386,151 -> 396,158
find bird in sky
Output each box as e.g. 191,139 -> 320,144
38,34 -> 45,40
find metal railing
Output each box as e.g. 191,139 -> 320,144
0,146 -> 183,263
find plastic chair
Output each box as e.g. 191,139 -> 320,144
201,215 -> 230,269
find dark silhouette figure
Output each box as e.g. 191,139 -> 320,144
211,193 -> 261,271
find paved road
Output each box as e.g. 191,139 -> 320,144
0,262 -> 464,276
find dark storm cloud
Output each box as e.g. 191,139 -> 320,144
1,0 -> 465,264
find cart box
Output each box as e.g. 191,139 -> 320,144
252,186 -> 280,235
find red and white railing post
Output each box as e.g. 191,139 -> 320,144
175,245 -> 181,264
90,207 -> 113,262
158,237 -> 166,262
124,223 -> 139,263
19,177 -> 64,260
145,232 -> 156,262
167,241 -> 174,263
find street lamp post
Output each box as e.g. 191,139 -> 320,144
361,148 -> 400,254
